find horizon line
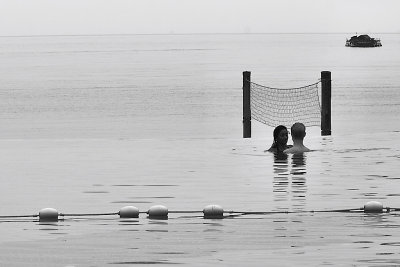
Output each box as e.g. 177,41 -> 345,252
1,32 -> 399,38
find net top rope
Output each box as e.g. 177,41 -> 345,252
249,80 -> 321,91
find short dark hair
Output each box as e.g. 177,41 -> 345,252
291,123 -> 306,139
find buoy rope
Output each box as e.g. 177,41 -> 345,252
0,214 -> 38,218
169,210 -> 203,213
387,207 -> 400,212
59,212 -> 119,217
225,208 -> 364,215
0,207 -> 397,219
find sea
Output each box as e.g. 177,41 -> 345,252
0,33 -> 400,266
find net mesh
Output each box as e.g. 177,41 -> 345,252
250,81 -> 321,128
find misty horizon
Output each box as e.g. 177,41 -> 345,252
1,0 -> 399,36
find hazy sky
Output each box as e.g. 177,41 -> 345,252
0,0 -> 399,36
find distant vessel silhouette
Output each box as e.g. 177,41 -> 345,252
345,34 -> 382,47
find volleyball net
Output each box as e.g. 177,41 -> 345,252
250,81 -> 321,128
242,71 -> 332,137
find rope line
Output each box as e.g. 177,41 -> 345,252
0,214 -> 38,218
248,80 -> 321,90
0,207 -> 397,219
60,212 -> 119,217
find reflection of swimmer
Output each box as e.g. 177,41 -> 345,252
291,153 -> 307,177
266,125 -> 292,153
292,153 -> 306,169
273,151 -> 307,210
284,123 -> 310,154
290,153 -> 307,203
273,151 -> 289,199
274,151 -> 288,162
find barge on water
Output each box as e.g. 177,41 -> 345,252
345,34 -> 382,47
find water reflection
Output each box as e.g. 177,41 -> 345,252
272,153 -> 289,205
273,153 -> 307,211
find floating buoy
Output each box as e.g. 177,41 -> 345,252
364,201 -> 383,213
119,206 -> 139,218
39,208 -> 59,222
148,205 -> 168,219
203,204 -> 224,219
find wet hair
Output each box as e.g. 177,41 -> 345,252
291,122 -> 306,139
271,125 -> 288,153
273,125 -> 288,142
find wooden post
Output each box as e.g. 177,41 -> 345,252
321,71 -> 331,136
243,71 -> 251,138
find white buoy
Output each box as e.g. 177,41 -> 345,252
147,205 -> 168,219
364,201 -> 384,213
39,208 -> 59,222
119,206 -> 139,218
203,204 -> 224,219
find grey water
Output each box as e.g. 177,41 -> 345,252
0,33 -> 400,266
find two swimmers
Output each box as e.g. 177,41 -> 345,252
267,123 -> 310,154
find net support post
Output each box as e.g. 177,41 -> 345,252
321,71 -> 332,136
243,71 -> 251,138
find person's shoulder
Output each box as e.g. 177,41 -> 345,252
266,147 -> 277,153
265,143 -> 277,153
283,147 -> 294,153
282,145 -> 293,153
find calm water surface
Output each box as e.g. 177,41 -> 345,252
0,33 -> 400,266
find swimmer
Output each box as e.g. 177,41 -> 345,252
284,122 -> 310,154
266,125 -> 292,153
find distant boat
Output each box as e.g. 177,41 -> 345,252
345,34 -> 382,47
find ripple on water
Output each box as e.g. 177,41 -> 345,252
111,201 -> 152,204
357,259 -> 400,265
83,191 -> 109,194
380,242 -> 400,246
112,184 -> 179,187
108,261 -> 179,265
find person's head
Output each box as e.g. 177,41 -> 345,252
290,122 -> 306,140
273,125 -> 289,146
